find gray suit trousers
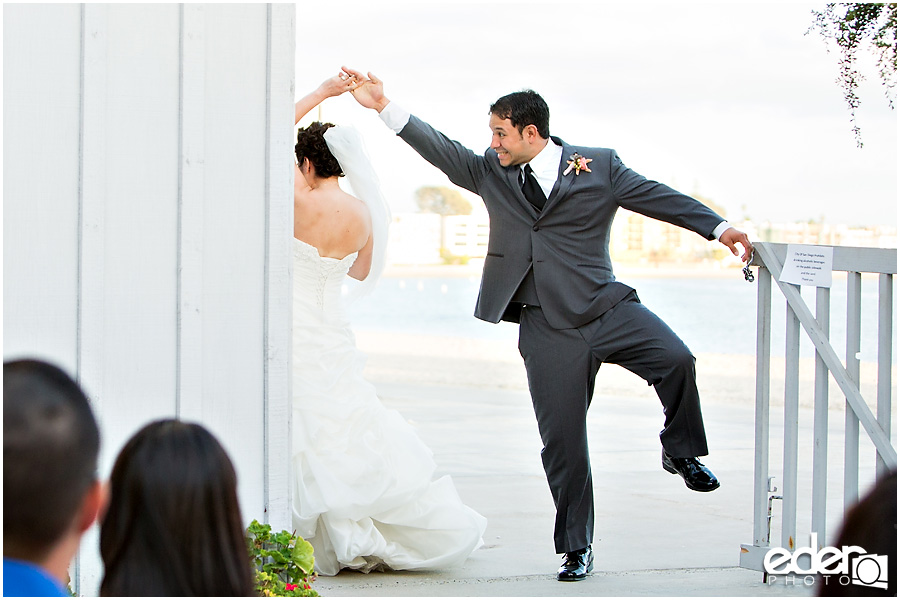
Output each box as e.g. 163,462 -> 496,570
517,292 -> 709,554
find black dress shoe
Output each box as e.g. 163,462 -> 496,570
557,546 -> 593,581
662,450 -> 720,492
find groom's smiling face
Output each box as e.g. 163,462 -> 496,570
489,114 -> 534,167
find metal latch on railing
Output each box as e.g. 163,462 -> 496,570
742,247 -> 755,283
763,477 -> 783,584
765,476 -> 782,545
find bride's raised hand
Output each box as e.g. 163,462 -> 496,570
295,71 -> 363,123
317,71 -> 361,99
343,66 -> 389,112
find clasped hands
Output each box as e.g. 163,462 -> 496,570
316,66 -> 389,112
315,68 -> 362,98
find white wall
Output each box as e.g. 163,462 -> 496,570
2,3 -> 295,594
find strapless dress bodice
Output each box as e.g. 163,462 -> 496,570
292,237 -> 358,317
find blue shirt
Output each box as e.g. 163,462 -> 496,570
2,557 -> 68,597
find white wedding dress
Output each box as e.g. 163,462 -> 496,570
291,237 -> 487,576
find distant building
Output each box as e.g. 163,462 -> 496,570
386,210 -> 896,266
388,213 -> 442,264
443,214 -> 490,258
755,222 -> 897,248
388,212 -> 489,264
608,209 -> 735,264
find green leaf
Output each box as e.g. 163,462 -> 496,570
291,538 -> 316,575
247,519 -> 271,538
274,531 -> 293,546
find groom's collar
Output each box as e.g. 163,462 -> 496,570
523,138 -> 563,180
550,135 -> 567,149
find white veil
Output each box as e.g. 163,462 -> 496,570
323,125 -> 391,302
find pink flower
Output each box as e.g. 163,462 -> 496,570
563,153 -> 592,176
285,583 -> 299,591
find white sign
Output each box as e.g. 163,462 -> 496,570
779,244 -> 833,287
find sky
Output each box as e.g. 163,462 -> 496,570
294,1 -> 897,228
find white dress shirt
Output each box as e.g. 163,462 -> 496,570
378,102 -> 731,240
522,140 -> 561,200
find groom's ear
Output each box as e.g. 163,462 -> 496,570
522,124 -> 540,143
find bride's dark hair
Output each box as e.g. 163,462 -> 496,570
99,419 -> 255,596
296,121 -> 344,178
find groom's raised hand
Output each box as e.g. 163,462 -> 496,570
343,66 -> 390,113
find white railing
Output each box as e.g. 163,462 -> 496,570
739,242 -> 896,573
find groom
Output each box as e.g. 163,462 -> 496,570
346,68 -> 752,581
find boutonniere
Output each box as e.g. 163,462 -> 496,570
564,153 -> 592,176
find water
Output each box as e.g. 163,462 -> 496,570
348,273 -> 896,361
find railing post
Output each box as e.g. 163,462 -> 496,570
753,267 -> 773,547
845,272 -> 862,508
812,286 -> 830,547
742,243 -> 897,575
877,273 -> 894,479
782,284 -> 801,551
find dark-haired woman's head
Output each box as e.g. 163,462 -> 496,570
295,121 -> 344,178
99,419 -> 255,596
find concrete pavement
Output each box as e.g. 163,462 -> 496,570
309,378 -> 849,597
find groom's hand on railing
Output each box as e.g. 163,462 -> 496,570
719,227 -> 753,263
343,66 -> 390,113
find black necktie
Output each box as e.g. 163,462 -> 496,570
520,164 -> 546,211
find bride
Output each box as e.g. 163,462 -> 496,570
291,73 -> 487,577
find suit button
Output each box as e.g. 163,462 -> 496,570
532,224 -> 540,232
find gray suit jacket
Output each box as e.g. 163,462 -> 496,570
398,115 -> 725,330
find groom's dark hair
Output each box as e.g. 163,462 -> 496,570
489,90 -> 550,139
